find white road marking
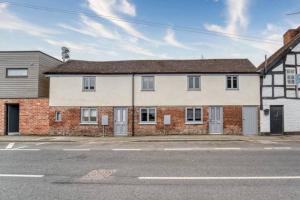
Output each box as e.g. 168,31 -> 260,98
6,143 -> 15,149
0,149 -> 40,151
164,147 -> 241,151
112,149 -> 141,151
0,174 -> 44,178
35,142 -> 49,146
63,149 -> 90,151
214,148 -> 241,150
138,176 -> 300,180
273,147 -> 291,150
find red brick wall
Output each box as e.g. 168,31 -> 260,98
0,99 -> 49,135
47,105 -> 256,136
223,106 -> 243,135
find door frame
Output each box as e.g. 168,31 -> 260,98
5,103 -> 20,136
209,106 -> 223,135
242,106 -> 258,135
270,105 -> 284,135
113,107 -> 128,136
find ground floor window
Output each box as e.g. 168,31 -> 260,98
140,107 -> 156,124
55,111 -> 62,122
81,107 -> 97,124
185,107 -> 203,124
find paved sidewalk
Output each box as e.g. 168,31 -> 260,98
0,135 -> 300,143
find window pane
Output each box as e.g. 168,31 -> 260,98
194,77 -> 200,88
149,108 -> 156,122
84,78 -> 89,90
232,76 -> 238,88
187,108 -> 194,121
227,77 -> 232,88
55,112 -> 61,121
7,69 -> 28,77
195,108 -> 201,121
188,77 -> 194,89
90,77 -> 95,90
141,109 -> 148,122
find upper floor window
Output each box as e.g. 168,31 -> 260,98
141,76 -> 155,91
140,107 -> 156,124
6,68 -> 28,78
81,107 -> 97,124
188,76 -> 201,90
286,68 -> 296,86
185,107 -> 203,124
83,76 -> 96,91
226,75 -> 239,90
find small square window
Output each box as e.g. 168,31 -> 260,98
188,76 -> 201,90
83,77 -> 96,91
286,68 -> 296,86
141,76 -> 155,91
185,107 -> 203,124
226,75 -> 239,90
55,111 -> 62,122
140,107 -> 156,123
81,107 -> 98,124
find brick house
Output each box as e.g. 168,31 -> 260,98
0,51 -> 62,135
259,26 -> 300,135
45,59 -> 260,136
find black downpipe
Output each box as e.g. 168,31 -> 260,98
131,74 -> 135,136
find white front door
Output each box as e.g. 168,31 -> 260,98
114,108 -> 128,136
209,106 -> 223,134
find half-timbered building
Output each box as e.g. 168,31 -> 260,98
259,26 -> 300,134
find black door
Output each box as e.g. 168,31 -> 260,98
270,106 -> 283,134
6,104 -> 20,134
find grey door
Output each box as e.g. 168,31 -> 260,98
114,107 -> 128,136
242,106 -> 258,135
6,104 -> 20,135
270,106 -> 283,135
209,106 -> 223,134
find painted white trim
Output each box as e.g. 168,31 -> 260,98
138,176 -> 300,180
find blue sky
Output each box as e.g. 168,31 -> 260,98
0,0 -> 300,65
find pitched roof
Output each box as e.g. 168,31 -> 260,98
45,59 -> 257,75
258,33 -> 300,71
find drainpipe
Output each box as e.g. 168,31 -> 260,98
131,73 -> 135,136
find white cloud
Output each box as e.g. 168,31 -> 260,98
164,28 -> 190,49
87,0 -> 150,41
45,39 -> 97,51
0,3 -> 57,37
59,14 -> 120,40
204,0 -> 249,35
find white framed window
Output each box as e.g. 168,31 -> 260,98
226,75 -> 239,90
286,68 -> 296,86
185,107 -> 203,124
188,75 -> 201,90
141,76 -> 155,91
55,111 -> 62,122
140,107 -> 156,124
81,107 -> 97,124
83,76 -> 96,91
6,68 -> 28,77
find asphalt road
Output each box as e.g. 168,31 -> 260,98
0,140 -> 300,200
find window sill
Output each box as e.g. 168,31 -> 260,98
139,122 -> 157,125
185,122 -> 203,125
141,89 -> 155,92
226,88 -> 239,91
82,90 -> 96,92
80,123 -> 98,125
187,89 -> 201,91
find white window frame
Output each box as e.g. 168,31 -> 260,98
187,75 -> 201,90
185,107 -> 203,124
286,68 -> 296,87
55,111 -> 62,122
80,107 -> 98,124
141,76 -> 155,91
82,76 -> 96,91
6,68 -> 28,78
226,75 -> 239,90
139,107 -> 156,124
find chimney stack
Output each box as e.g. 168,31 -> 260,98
283,26 -> 300,45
